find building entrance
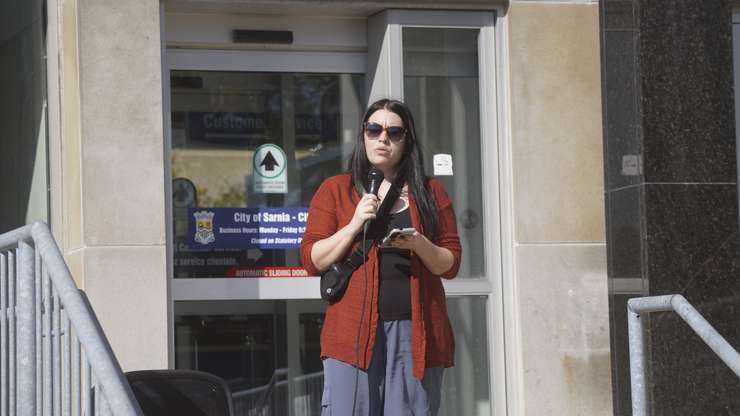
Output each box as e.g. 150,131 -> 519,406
165,9 -> 499,416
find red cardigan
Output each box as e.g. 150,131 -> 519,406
300,172 -> 462,379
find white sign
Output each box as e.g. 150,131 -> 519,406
433,153 -> 454,176
621,154 -> 642,176
253,144 -> 288,193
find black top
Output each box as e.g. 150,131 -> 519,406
378,208 -> 412,321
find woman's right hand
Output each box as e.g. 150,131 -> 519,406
349,193 -> 380,232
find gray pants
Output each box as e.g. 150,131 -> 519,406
321,320 -> 444,416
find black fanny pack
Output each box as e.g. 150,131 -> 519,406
319,183 -> 401,302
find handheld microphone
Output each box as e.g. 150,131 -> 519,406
364,168 -> 384,233
367,167 -> 384,197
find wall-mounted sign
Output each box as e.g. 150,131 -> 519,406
433,153 -> 453,176
188,207 -> 308,249
252,143 -> 288,194
187,112 -> 269,146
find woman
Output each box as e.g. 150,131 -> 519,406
300,99 -> 462,415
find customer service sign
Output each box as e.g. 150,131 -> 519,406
189,207 -> 308,249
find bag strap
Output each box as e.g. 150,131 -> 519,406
344,180 -> 402,269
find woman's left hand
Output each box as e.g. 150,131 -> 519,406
388,229 -> 425,252
387,227 -> 455,275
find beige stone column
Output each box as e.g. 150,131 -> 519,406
56,0 -> 167,371
508,1 -> 613,414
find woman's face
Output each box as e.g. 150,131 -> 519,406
363,109 -> 406,173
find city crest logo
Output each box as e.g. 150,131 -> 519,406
193,210 -> 216,245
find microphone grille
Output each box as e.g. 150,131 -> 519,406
368,168 -> 384,182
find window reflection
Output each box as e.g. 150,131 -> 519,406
443,296 -> 492,415
170,71 -> 364,278
175,300 -> 326,416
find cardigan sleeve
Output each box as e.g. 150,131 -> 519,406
429,179 -> 462,279
300,178 -> 339,276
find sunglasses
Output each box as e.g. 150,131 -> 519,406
363,122 -> 406,143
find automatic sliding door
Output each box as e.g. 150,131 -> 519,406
169,69 -> 364,416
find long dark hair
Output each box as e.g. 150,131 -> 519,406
349,99 -> 438,239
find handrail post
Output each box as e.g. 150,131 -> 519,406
628,304 -> 647,416
17,240 -> 35,416
628,294 -> 740,415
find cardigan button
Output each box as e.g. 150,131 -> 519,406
326,288 -> 332,294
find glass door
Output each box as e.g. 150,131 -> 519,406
403,24 -> 495,416
368,10 -> 502,416
166,49 -> 365,415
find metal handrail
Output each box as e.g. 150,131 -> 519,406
255,368 -> 289,410
0,222 -> 142,415
628,294 -> 740,416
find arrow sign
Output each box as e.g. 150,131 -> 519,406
252,143 -> 287,194
260,151 -> 279,171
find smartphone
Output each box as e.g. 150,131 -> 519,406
379,227 -> 416,247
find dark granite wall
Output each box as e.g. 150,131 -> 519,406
601,0 -> 740,415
